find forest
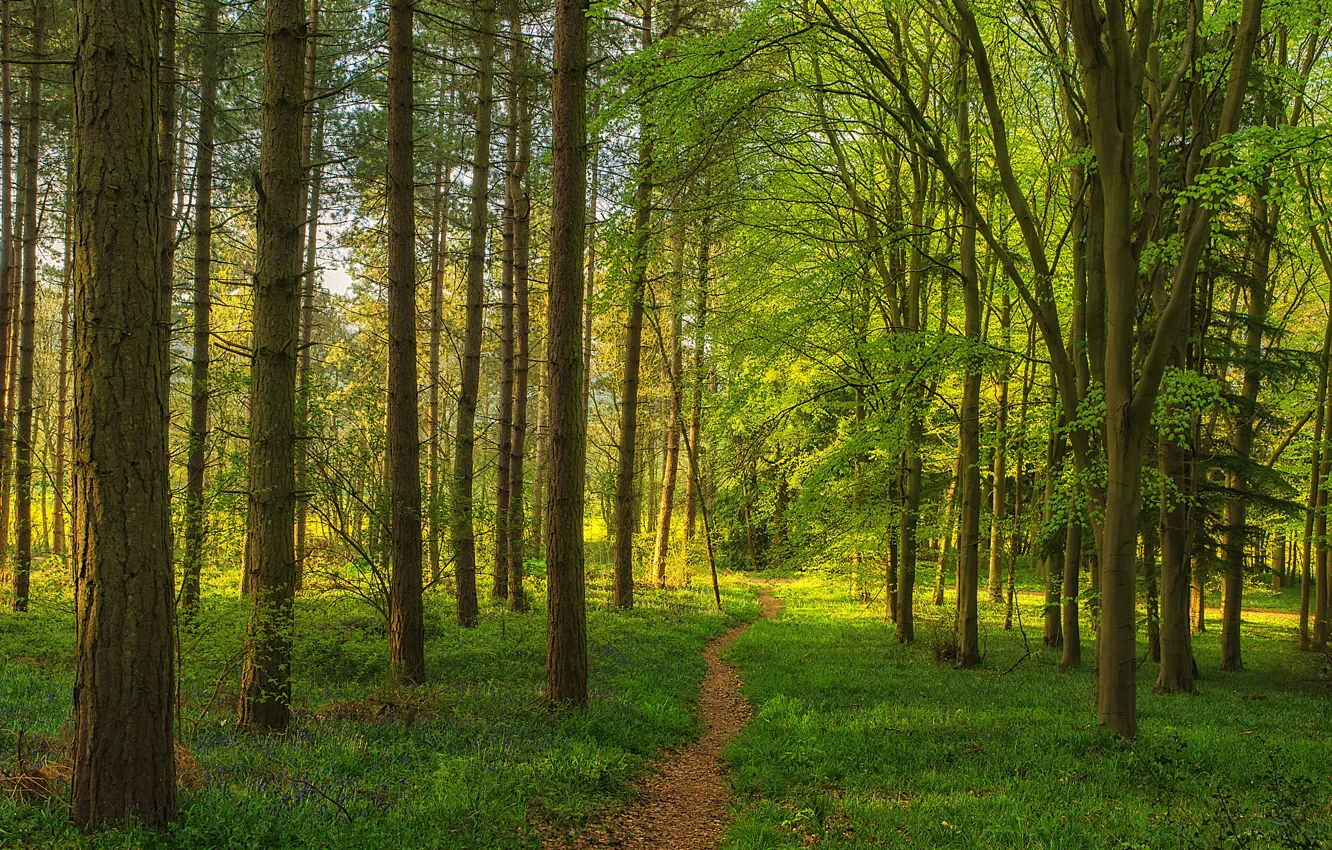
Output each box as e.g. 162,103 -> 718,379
2,0 -> 1332,845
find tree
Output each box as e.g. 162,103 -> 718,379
182,0 -> 221,615
453,0 -> 497,628
239,0 -> 306,732
387,0 -> 424,684
70,0 -> 177,824
546,0 -> 590,707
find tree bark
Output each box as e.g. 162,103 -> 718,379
70,0 -> 177,822
652,220 -> 686,587
682,226 -> 709,551
13,8 -> 42,612
295,0 -> 322,590
507,15 -> 532,611
954,42 -> 982,668
239,0 -> 306,732
386,0 -> 424,685
546,0 -> 590,707
611,0 -> 655,609
54,205 -> 71,560
182,0 -> 221,615
452,0 -> 496,628
987,293 -> 1010,604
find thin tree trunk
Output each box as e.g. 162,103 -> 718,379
70,0 -> 177,821
453,0 -> 496,628
494,16 -> 522,601
651,220 -> 686,587
546,0 -> 590,707
683,224 -> 709,549
239,0 -> 306,732
582,98 -> 599,413
507,15 -> 531,611
428,65 -> 455,587
295,0 -> 322,590
954,42 -> 982,668
988,293 -> 1010,604
386,0 -> 424,684
54,205 -> 70,560
182,0 -> 221,614
611,0 -> 654,609
159,0 -> 177,326
13,10 -> 42,612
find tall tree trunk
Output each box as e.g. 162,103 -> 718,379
453,0 -> 496,628
295,0 -> 321,589
1300,298 -> 1331,647
239,0 -> 306,732
1220,191 -> 1274,671
987,293 -> 1010,603
494,16 -> 523,601
611,0 -> 654,609
954,42 -> 982,668
54,207 -> 70,560
507,17 -> 531,611
546,0 -> 590,707
159,0 -> 177,325
182,0 -> 221,614
386,0 -> 424,684
683,224 -> 709,549
582,98 -> 599,413
428,66 -> 455,587
531,355 -> 546,560
13,10 -> 42,612
651,220 -> 686,587
70,0 -> 177,822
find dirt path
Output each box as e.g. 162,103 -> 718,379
544,588 -> 781,850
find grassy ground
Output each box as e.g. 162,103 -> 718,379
0,559 -> 758,849
722,575 -> 1332,849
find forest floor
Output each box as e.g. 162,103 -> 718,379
544,585 -> 782,850
1,563 -> 1330,849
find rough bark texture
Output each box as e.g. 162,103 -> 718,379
182,0 -> 220,614
546,0 -> 590,707
387,0 -> 424,684
294,0 -> 321,588
70,0 -> 178,823
13,11 -> 41,612
239,0 -> 306,732
453,0 -> 496,628
612,1 -> 655,609
494,18 -> 521,602
651,223 -> 686,587
954,44 -> 982,668
507,8 -> 532,612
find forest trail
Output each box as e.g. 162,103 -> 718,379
543,586 -> 781,850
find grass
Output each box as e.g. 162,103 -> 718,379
722,574 -> 1332,849
0,557 -> 759,849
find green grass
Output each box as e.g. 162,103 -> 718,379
0,558 -> 759,849
722,576 -> 1332,849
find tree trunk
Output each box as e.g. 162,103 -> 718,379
54,208 -> 70,560
295,0 -> 322,590
12,11 -> 41,612
1300,299 -> 1331,647
546,0 -> 590,707
386,0 -> 424,685
70,0 -> 177,822
428,65 -> 455,587
1220,192 -> 1274,671
159,0 -> 177,328
987,293 -> 1010,603
182,0 -> 221,615
238,0 -> 306,732
611,0 -> 654,609
682,225 -> 709,550
507,15 -> 532,611
452,0 -> 496,628
583,103 -> 599,413
954,43 -> 982,668
494,15 -> 523,601
652,221 -> 686,587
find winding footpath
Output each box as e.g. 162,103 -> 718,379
545,587 -> 781,850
